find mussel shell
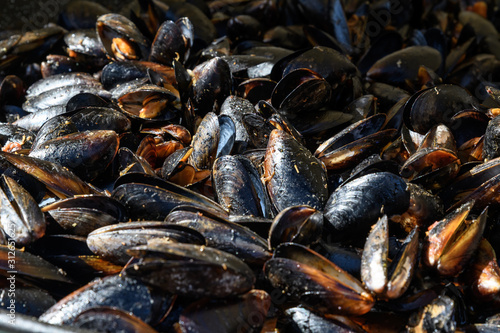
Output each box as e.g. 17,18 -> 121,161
271,68 -> 331,119
188,112 -> 220,170
271,46 -> 358,87
42,195 -> 128,236
213,155 -> 270,217
150,19 -> 191,65
23,85 -> 110,113
31,115 -> 78,151
0,175 -> 45,246
39,274 -> 172,326
70,307 -> 157,333
64,29 -> 107,58
117,84 -> 180,121
366,46 -> 442,86
112,174 -> 226,220
29,130 -> 119,182
70,107 -> 131,133
406,84 -> 480,134
96,13 -> 150,61
13,105 -> 70,132
177,289 -> 271,333
25,72 -> 101,98
87,222 -> 205,265
220,95 -> 256,153
126,241 -> 255,298
191,57 -> 232,116
165,207 -> 271,266
160,147 -> 192,179
323,172 -> 410,242
483,116 -> 500,160
268,205 -> 323,249
264,129 -> 328,212
264,243 -> 374,316
315,114 -> 386,158
1,152 -> 99,199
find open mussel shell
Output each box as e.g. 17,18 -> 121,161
87,222 -> 205,265
29,130 -> 119,182
96,13 -> 150,61
177,289 -> 271,333
264,129 -> 328,212
39,274 -> 173,326
126,241 -> 255,298
465,239 -> 500,305
0,124 -> 35,153
41,195 -> 127,236
423,201 -> 487,277
213,154 -> 271,217
0,175 -> 45,246
268,205 -> 323,250
360,215 -> 419,299
264,243 -> 374,316
165,206 -> 271,266
117,84 -> 180,121
439,157 -> 500,208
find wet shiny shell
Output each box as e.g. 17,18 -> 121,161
126,241 -> 255,298
264,129 -> 328,212
323,172 -> 410,241
29,130 -> 119,182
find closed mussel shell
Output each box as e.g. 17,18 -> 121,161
166,207 -> 271,266
29,130 -> 119,182
323,172 -> 410,243
177,289 -> 271,333
213,154 -> 270,217
42,195 -> 127,236
87,222 -> 205,265
126,241 -> 255,298
39,274 -> 172,326
264,129 -> 328,212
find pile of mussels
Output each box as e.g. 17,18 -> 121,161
4,0 -> 500,332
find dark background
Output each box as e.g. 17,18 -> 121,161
0,0 -> 124,31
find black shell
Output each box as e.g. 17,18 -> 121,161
323,172 -> 410,242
